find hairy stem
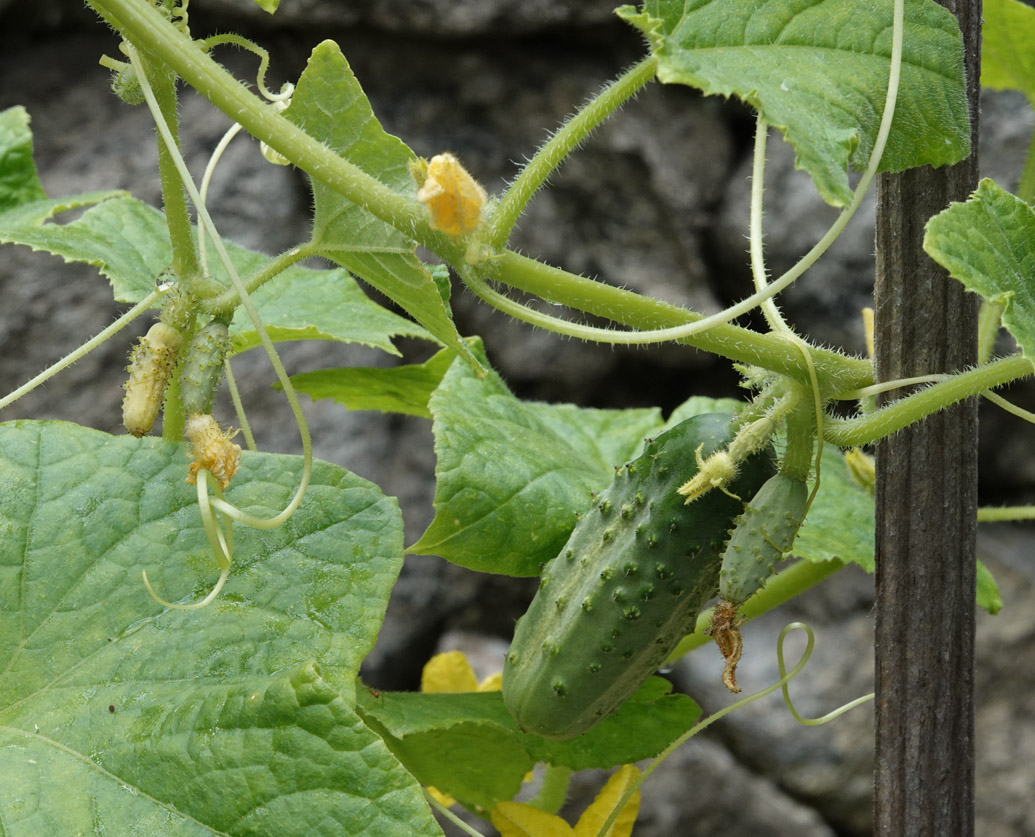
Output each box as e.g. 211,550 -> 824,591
490,56 -> 658,248
144,57 -> 200,282
89,0 -> 441,252
825,355 -> 1032,447
493,250 -> 874,391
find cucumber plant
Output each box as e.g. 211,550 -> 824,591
0,0 -> 1032,834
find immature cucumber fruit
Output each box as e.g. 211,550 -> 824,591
502,413 -> 774,740
122,322 -> 183,437
718,472 -> 809,607
180,318 -> 231,418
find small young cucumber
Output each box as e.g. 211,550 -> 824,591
122,322 -> 183,437
718,472 -> 809,607
501,412 -> 774,740
180,318 -> 231,419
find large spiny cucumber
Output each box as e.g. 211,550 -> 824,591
718,472 -> 809,607
501,413 -> 774,740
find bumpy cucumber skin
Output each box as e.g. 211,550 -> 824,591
718,473 -> 809,607
180,319 -> 231,418
122,322 -> 182,437
502,413 -> 774,740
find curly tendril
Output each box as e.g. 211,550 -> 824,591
595,622 -> 874,837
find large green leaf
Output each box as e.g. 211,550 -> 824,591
924,178 -> 1035,359
0,421 -> 440,836
356,677 -> 699,812
982,0 -> 1035,104
617,0 -> 970,207
285,40 -> 477,367
409,356 -> 666,576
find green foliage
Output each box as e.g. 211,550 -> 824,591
0,421 -> 441,835
924,178 -> 1035,359
792,444 -> 876,572
0,106 -> 46,212
617,0 -> 970,207
0,1 -> 1026,831
284,40 -> 478,367
222,247 -> 432,357
410,355 -> 669,575
356,677 -> 700,812
982,0 -> 1035,104
285,344 -> 460,418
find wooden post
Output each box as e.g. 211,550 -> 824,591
873,1 -> 981,833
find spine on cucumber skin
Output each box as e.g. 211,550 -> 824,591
501,412 -> 774,740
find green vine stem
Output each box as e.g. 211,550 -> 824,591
977,299 -> 1005,364
825,354 -> 1033,447
0,288 -> 165,413
204,242 -> 319,316
490,251 -> 874,393
666,558 -> 844,662
749,116 -> 793,334
489,56 -> 658,248
141,54 -> 200,283
89,0 -> 877,391
423,791 -> 487,837
88,0 -> 445,253
600,622 -> 871,837
977,505 -> 1035,522
91,0 -> 1034,441
781,395 -> 818,482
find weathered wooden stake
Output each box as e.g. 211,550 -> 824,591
873,1 -> 981,833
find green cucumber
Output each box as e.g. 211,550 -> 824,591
501,412 -> 774,740
718,473 -> 809,607
180,318 -> 231,418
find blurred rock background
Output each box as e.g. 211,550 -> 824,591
1,2 -> 1034,834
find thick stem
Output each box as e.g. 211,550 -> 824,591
824,354 -> 1030,447
781,396 -> 816,481
493,251 -> 874,392
89,0 -> 435,249
145,59 -> 199,282
524,765 -> 572,815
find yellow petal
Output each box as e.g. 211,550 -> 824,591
421,650 -> 479,693
573,765 -> 641,837
478,671 -> 503,692
491,801 -> 576,837
425,785 -> 456,808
